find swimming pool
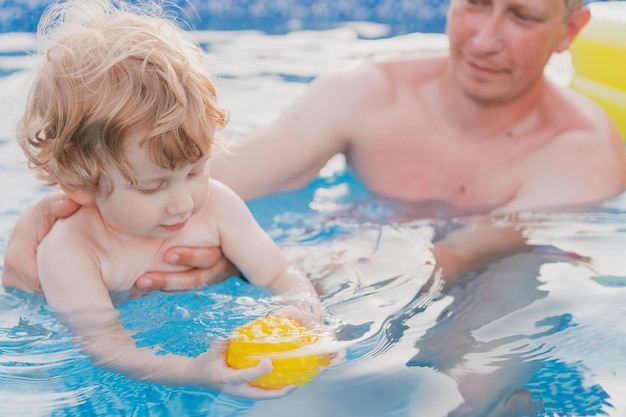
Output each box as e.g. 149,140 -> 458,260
2,3 -> 626,417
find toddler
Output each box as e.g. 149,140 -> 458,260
17,0 -> 320,399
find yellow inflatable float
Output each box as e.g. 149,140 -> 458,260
570,1 -> 626,139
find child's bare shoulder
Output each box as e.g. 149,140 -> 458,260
41,205 -> 99,252
206,179 -> 247,208
37,207 -> 102,280
203,178 -> 254,226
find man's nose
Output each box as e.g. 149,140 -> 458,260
471,12 -> 505,54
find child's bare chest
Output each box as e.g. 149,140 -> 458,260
99,219 -> 220,291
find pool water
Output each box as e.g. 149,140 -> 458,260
2,9 -> 626,417
0,0 -> 450,34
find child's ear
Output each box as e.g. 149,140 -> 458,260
58,183 -> 94,205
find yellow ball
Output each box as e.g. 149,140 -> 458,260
226,316 -> 325,389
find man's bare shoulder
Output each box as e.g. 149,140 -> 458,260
543,82 -> 624,159
548,82 -> 618,138
313,56 -> 446,106
364,55 -> 446,96
374,55 -> 448,79
520,82 -> 626,205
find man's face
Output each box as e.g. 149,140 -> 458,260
446,0 -> 572,104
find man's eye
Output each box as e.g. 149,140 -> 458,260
511,9 -> 541,22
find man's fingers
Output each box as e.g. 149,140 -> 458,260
163,246 -> 221,269
134,246 -> 241,291
33,193 -> 77,243
48,195 -> 81,219
135,269 -> 208,291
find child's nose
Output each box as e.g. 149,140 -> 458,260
166,187 -> 194,215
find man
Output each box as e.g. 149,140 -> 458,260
4,0 -> 626,293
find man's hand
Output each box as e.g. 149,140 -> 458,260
430,216 -> 529,291
135,246 -> 239,291
2,193 -> 80,292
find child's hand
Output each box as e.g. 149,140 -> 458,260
187,339 -> 297,400
272,307 -> 345,369
274,294 -> 325,328
274,304 -> 321,328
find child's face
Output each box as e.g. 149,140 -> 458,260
94,135 -> 210,239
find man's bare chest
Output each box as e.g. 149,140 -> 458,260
346,131 -> 524,208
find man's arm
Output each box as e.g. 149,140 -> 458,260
430,216 -> 528,287
211,66 -> 377,200
2,194 -> 80,292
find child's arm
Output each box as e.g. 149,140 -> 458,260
37,224 -> 291,399
208,181 -> 321,320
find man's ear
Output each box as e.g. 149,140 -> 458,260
58,183 -> 94,205
555,6 -> 591,53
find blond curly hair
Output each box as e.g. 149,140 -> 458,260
18,0 -> 227,196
